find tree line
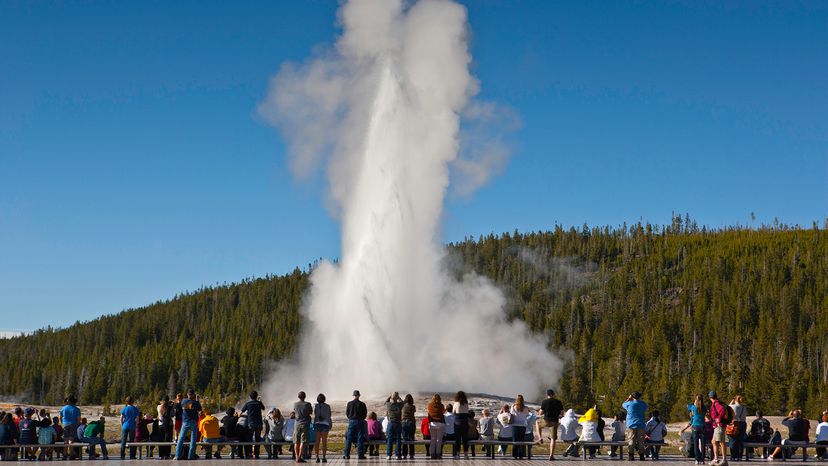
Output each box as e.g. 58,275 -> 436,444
1,216 -> 825,419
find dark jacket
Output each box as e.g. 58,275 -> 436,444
346,400 -> 367,421
241,400 -> 265,428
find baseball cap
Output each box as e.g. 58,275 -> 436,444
708,391 -> 717,398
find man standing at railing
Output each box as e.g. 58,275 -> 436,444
293,391 -> 313,464
60,394 -> 81,460
622,391 -> 648,461
241,391 -> 266,459
344,390 -> 367,460
539,389 -> 563,460
175,389 -> 202,461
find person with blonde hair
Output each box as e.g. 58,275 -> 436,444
687,394 -> 707,464
427,394 -> 446,460
729,395 -> 747,461
578,407 -> 602,459
510,395 -> 530,459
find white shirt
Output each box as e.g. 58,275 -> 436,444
510,407 -> 529,427
560,410 -> 581,442
579,421 -> 601,442
283,419 -> 295,441
496,415 -> 513,439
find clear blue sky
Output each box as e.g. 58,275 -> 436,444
1,0 -> 826,332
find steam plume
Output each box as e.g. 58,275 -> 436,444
259,0 -> 561,401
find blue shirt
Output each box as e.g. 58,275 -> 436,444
180,398 -> 202,423
688,404 -> 706,428
121,405 -> 140,431
60,404 -> 81,426
622,399 -> 647,429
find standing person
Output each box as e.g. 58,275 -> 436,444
119,396 -> 140,460
384,392 -> 403,460
427,394 -> 446,460
344,390 -> 367,460
644,411 -> 667,460
511,395 -> 530,459
401,394 -> 417,459
175,388 -> 202,461
539,389 -> 564,460
453,391 -> 471,459
241,391 -> 266,459
313,393 -> 332,463
293,391 -> 313,464
60,395 -> 81,460
729,396 -> 747,461
173,393 -> 183,442
83,417 -> 109,460
688,394 -> 708,465
709,391 -> 730,466
157,395 -> 174,460
622,391 -> 648,461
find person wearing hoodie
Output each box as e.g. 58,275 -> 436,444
560,409 -> 581,457
578,408 -> 602,459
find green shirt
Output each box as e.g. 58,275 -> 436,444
84,421 -> 104,438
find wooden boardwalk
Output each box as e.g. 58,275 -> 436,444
52,458 -> 708,465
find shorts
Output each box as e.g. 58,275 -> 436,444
294,423 -> 310,444
541,420 -> 559,440
314,423 -> 331,433
713,426 -> 726,443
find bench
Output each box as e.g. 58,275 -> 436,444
744,441 -> 826,462
577,441 -> 667,460
0,442 -> 118,460
126,440 -> 293,459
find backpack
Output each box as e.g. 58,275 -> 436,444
722,404 -> 734,424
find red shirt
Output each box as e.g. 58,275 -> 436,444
710,400 -> 727,428
420,417 -> 430,437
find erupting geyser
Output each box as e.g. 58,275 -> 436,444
259,0 -> 562,401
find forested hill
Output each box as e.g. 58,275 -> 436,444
1,220 -> 826,419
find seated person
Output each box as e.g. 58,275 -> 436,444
367,412 -> 384,456
199,408 -> 225,459
578,408 -> 601,459
748,411 -> 773,459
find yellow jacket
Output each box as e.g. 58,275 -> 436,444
579,408 -> 599,423
199,415 -> 220,440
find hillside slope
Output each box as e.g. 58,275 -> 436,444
2,219 -> 826,418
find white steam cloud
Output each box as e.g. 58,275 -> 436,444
259,0 -> 561,401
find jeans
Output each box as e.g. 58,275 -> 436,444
730,422 -> 747,460
401,421 -> 415,458
512,426 -> 526,458
429,423 -> 445,459
82,436 -> 108,459
202,437 -> 225,458
120,428 -> 136,459
386,421 -> 402,458
692,427 -> 706,462
344,420 -> 365,458
454,417 -> 469,455
175,421 -> 198,460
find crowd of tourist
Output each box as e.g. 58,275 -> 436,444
0,389 -> 826,463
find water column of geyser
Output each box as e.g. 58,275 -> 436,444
260,0 -> 562,401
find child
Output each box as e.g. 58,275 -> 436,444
560,409 -> 580,457
610,412 -> 626,457
644,410 -> 667,459
367,412 -> 383,456
37,416 -> 56,460
51,416 -> 64,460
136,414 -> 153,458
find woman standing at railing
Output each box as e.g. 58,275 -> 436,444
453,391 -> 471,459
400,394 -> 416,459
313,394 -> 331,463
511,395 -> 530,459
687,394 -> 708,465
427,394 -> 446,460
